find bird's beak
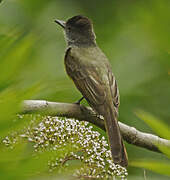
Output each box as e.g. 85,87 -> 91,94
54,19 -> 66,29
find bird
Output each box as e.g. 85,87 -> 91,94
55,15 -> 128,167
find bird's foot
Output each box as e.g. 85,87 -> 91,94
74,96 -> 84,105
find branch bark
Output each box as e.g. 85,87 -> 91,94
21,100 -> 170,153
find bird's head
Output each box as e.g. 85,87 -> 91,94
55,15 -> 96,47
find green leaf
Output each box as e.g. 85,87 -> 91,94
130,160 -> 170,176
157,145 -> 170,159
0,141 -> 53,180
0,34 -> 36,85
135,110 -> 170,140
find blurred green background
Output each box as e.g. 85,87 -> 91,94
0,0 -> 170,179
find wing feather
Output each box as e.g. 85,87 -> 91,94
108,68 -> 120,115
65,47 -> 119,111
65,48 -> 106,106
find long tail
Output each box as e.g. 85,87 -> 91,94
104,106 -> 128,167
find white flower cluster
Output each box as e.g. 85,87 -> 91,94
3,115 -> 128,179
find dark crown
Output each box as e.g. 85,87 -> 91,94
66,15 -> 92,29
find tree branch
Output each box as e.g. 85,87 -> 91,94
21,100 -> 170,153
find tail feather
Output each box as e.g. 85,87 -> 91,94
104,106 -> 128,167
120,139 -> 128,167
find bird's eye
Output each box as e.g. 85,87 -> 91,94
67,27 -> 71,30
